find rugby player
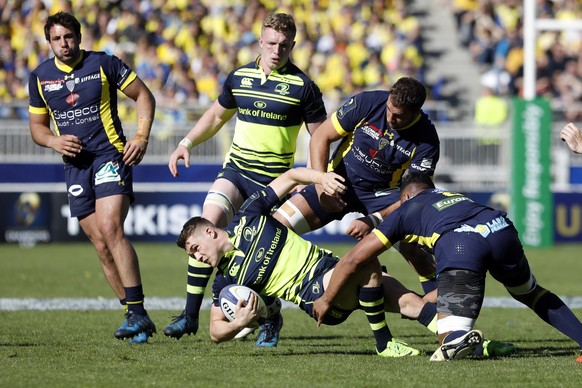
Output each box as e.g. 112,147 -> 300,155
164,12 -> 327,346
313,172 -> 582,362
176,167 -> 438,357
28,12 -> 156,343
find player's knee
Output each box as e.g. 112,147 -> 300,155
275,201 -> 311,234
506,275 -> 547,309
204,191 -> 235,222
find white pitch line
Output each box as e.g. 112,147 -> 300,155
1,297 -> 582,311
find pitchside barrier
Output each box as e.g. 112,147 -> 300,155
1,118 -> 582,246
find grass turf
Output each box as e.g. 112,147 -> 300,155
1,242 -> 582,387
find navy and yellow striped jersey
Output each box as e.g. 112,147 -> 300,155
212,186 -> 337,306
218,57 -> 327,180
28,50 -> 137,155
330,90 -> 439,190
374,188 -> 505,252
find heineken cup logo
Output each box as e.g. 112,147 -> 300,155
521,103 -> 545,246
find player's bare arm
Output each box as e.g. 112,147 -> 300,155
561,122 -> 582,154
269,167 -> 345,200
346,201 -> 401,240
168,101 -> 236,177
121,77 -> 156,166
308,117 -> 342,172
29,112 -> 82,157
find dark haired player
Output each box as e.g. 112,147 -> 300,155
274,77 -> 440,295
28,12 -> 156,343
314,172 -> 582,362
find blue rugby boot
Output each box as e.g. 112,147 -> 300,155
114,312 -> 156,340
256,312 -> 283,347
163,310 -> 199,340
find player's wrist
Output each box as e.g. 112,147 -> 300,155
179,137 -> 193,150
367,212 -> 383,228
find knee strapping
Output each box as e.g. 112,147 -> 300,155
204,191 -> 235,221
507,275 -> 549,308
275,201 -> 311,234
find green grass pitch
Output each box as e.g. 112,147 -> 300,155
1,242 -> 582,387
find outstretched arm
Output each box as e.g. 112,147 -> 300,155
312,232 -> 387,325
561,122 -> 582,154
269,167 -> 345,200
309,117 -> 342,172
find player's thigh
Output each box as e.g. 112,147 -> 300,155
95,194 -> 131,230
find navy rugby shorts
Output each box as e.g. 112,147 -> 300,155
64,152 -> 134,218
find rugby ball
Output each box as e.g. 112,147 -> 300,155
219,284 -> 267,323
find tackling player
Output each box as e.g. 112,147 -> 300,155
313,172 -> 582,362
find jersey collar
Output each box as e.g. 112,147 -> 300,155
256,55 -> 288,84
54,50 -> 84,73
396,112 -> 422,131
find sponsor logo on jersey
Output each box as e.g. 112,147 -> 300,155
254,101 -> 267,109
241,77 -> 253,88
255,227 -> 282,284
54,104 -> 100,126
361,122 -> 382,140
274,83 -> 290,95
432,195 -> 471,211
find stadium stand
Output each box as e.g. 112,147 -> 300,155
1,0 -> 582,190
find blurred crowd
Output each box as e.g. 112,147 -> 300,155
0,0 -> 428,129
454,0 -> 582,122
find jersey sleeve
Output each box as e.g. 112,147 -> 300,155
212,273 -> 231,307
217,69 -> 236,109
301,81 -> 327,124
408,140 -> 440,176
102,54 -> 137,91
237,186 -> 281,216
28,72 -> 49,114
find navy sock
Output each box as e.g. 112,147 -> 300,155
125,285 -> 146,315
533,291 -> 582,347
184,258 -> 213,317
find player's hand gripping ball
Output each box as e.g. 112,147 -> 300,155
219,285 -> 268,338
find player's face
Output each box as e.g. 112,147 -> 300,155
258,27 -> 295,72
386,97 -> 417,130
184,231 -> 220,267
48,24 -> 81,66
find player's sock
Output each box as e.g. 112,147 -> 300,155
184,257 -> 213,317
359,286 -> 393,352
417,302 -> 438,333
419,273 -> 437,294
531,291 -> 582,347
125,285 -> 146,315
119,298 -> 128,313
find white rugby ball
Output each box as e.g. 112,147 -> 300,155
219,284 -> 267,323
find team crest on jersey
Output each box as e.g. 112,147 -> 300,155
229,263 -> 241,277
378,138 -> 390,150
243,226 -> 257,241
337,97 -> 356,119
274,83 -> 290,95
255,247 -> 265,262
